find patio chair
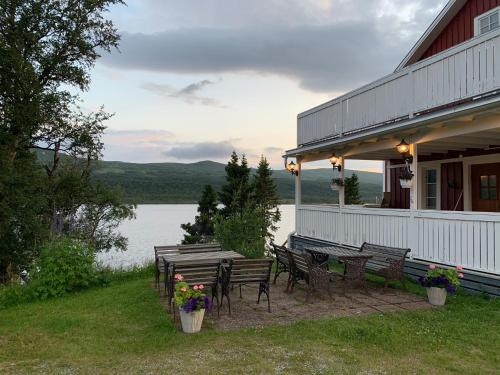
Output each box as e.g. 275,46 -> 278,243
169,260 -> 221,318
220,258 -> 273,314
154,245 -> 179,288
270,243 -> 290,285
287,250 -> 334,302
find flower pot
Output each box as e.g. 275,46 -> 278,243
426,287 -> 447,306
330,183 -> 340,191
179,308 -> 205,333
399,178 -> 413,189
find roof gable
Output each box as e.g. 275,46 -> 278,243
396,0 -> 468,71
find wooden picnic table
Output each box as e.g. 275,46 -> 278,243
305,246 -> 373,291
160,250 -> 245,264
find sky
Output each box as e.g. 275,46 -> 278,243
81,0 -> 447,172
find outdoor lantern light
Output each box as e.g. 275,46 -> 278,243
330,154 -> 342,172
287,161 -> 299,176
396,139 -> 413,164
396,139 -> 410,154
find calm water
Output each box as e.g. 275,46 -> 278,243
97,204 -> 295,268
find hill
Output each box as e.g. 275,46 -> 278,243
34,151 -> 383,203
91,160 -> 383,204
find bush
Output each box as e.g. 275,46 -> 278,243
31,237 -> 104,299
214,206 -> 266,259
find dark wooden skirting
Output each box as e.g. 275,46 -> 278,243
291,235 -> 500,297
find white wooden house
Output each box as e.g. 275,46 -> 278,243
285,0 -> 500,295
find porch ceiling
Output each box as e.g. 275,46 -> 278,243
293,112 -> 500,163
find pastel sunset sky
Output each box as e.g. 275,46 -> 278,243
81,0 -> 447,171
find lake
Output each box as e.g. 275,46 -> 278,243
97,204 -> 295,268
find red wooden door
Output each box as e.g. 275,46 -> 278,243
471,163 -> 500,212
441,162 -> 464,211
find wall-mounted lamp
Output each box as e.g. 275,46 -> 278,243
396,139 -> 413,164
286,161 -> 299,176
329,154 -> 342,172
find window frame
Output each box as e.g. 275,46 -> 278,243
474,7 -> 500,36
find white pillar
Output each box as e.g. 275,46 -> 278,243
295,161 -> 302,206
410,144 -> 418,210
339,157 -> 345,207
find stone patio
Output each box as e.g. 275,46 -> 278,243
158,274 -> 432,331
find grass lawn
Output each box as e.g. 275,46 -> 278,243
0,276 -> 499,375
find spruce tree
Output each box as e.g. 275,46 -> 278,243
218,152 -> 251,217
345,173 -> 362,205
181,185 -> 218,244
252,156 -> 281,242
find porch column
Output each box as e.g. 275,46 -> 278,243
339,157 -> 345,206
295,160 -> 302,206
410,144 -> 418,209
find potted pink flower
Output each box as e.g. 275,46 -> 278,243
419,264 -> 464,306
174,274 -> 212,333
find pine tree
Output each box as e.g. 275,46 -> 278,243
345,173 -> 362,205
218,152 -> 251,217
181,185 -> 218,244
252,156 -> 281,242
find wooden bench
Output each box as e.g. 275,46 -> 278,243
220,258 -> 273,314
169,259 -> 221,317
359,242 -> 411,288
154,243 -> 222,288
287,250 -> 333,302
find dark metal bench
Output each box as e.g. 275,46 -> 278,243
169,259 -> 221,318
154,243 -> 222,289
359,242 -> 411,288
270,243 -> 290,285
220,258 -> 273,314
287,250 -> 333,302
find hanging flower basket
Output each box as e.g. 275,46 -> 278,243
330,178 -> 344,191
399,178 -> 413,189
399,167 -> 414,189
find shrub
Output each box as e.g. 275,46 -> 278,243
214,205 -> 266,259
31,237 -> 103,299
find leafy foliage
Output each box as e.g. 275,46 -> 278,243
214,205 -> 266,259
345,173 -> 362,205
31,237 -> 102,299
181,185 -> 218,244
419,264 -> 463,294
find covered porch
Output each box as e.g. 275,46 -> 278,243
287,112 -> 500,280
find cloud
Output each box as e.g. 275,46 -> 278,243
102,0 -> 444,92
163,141 -> 237,160
141,80 -> 225,107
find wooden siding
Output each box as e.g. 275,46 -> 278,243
421,0 -> 500,61
389,166 -> 410,209
296,205 -> 500,275
297,31 -> 500,146
441,162 -> 464,210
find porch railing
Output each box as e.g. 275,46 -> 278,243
298,29 -> 500,146
296,205 -> 500,275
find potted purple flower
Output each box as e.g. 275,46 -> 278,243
174,274 -> 212,333
419,264 -> 464,306
399,168 -> 414,189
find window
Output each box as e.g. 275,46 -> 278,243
476,9 -> 500,36
425,169 -> 437,209
480,175 -> 497,200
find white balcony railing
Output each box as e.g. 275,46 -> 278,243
298,30 -> 500,146
296,205 -> 500,275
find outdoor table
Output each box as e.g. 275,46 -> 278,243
305,246 -> 373,290
160,250 -> 245,264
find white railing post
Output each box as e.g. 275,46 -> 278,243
339,157 -> 345,244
